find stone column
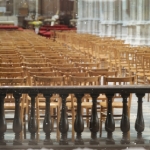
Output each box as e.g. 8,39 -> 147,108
136,0 -> 145,45
92,0 -> 96,34
57,0 -> 60,15
35,0 -> 38,20
102,0 -> 108,37
106,0 -> 113,37
77,0 -> 82,33
128,0 -> 137,45
13,0 -> 16,15
115,0 -> 122,39
122,0 -> 128,41
146,0 -> 150,45
99,0 -> 103,36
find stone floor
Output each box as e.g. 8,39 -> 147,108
4,93 -> 150,150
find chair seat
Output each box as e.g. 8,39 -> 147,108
4,103 -> 26,109
136,72 -> 144,76
100,101 -> 123,108
145,72 -> 150,76
66,101 -> 92,108
99,55 -> 108,60
97,94 -> 107,100
38,102 -> 59,108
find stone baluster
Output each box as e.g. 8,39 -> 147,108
105,93 -> 115,144
13,93 -> 22,145
43,93 -> 53,145
74,93 -> 84,145
135,93 -> 145,144
0,94 -> 7,145
28,93 -> 38,145
120,93 -> 130,144
89,93 -> 99,145
59,94 -> 69,145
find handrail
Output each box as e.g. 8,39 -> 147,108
0,85 -> 150,93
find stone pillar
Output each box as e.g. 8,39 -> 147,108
103,0 -> 108,37
115,0 -> 122,39
77,0 -> 82,33
136,0 -> 145,45
106,0 -> 114,37
13,0 -> 16,15
99,0 -> 103,36
122,0 -> 128,41
146,0 -> 150,45
35,0 -> 38,20
128,0 -> 137,45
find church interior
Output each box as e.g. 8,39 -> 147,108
0,0 -> 150,150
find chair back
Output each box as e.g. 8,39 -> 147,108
0,77 -> 27,105
33,75 -> 65,86
103,76 -> 135,113
70,75 -> 101,86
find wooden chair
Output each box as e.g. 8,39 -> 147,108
0,63 -> 23,67
68,75 -> 101,141
32,75 -> 65,141
75,63 -> 100,71
99,76 -> 135,137
50,64 -> 75,68
46,59 -> 69,64
69,58 -> 92,64
89,68 -> 109,72
25,66 -> 54,77
22,58 -> 46,64
22,62 -> 48,68
54,67 -> 81,73
0,54 -> 19,59
0,72 -> 24,78
88,70 -> 118,83
58,72 -> 88,89
28,72 -> 56,86
0,77 -> 27,139
0,67 -> 24,73
1,58 -> 21,64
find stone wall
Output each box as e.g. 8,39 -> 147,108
77,0 -> 150,46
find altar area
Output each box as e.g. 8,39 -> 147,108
0,16 -> 17,26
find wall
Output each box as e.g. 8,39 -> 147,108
77,0 -> 150,46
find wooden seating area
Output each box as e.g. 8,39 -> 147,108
1,29 -> 150,142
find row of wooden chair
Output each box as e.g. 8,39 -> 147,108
0,66 -> 135,141
0,30 -> 137,142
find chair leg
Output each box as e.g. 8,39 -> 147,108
71,107 -> 75,142
50,108 -> 54,131
86,108 -> 90,127
24,124 -> 26,139
72,116 -> 75,142
57,106 -> 60,141
99,118 -> 103,137
24,108 -> 26,139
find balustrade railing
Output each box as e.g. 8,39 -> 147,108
0,85 -> 149,149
